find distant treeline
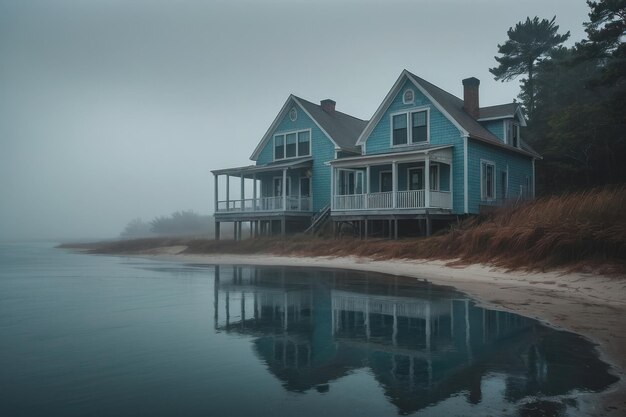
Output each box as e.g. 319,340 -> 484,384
490,1 -> 625,192
120,210 -> 241,239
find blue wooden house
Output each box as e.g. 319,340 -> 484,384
211,70 -> 540,239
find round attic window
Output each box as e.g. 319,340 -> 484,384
403,89 -> 414,104
289,107 -> 298,121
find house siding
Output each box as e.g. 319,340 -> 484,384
467,139 -> 533,213
481,120 -> 505,142
362,79 -> 465,213
255,99 -> 336,211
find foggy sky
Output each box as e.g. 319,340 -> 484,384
0,0 -> 589,240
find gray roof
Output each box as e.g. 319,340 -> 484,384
294,96 -> 368,152
406,70 -> 540,158
479,103 -> 519,120
212,157 -> 312,176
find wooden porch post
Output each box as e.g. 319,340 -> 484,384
226,175 -> 230,211
330,166 -> 335,210
214,174 -> 218,214
365,165 -> 370,209
240,174 -> 245,210
282,168 -> 287,211
252,173 -> 257,211
425,154 -> 431,208
392,161 -> 398,208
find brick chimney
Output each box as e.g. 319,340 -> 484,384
462,77 -> 480,119
320,99 -> 336,114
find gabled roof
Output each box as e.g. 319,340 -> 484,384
478,103 -> 527,126
250,95 -> 368,161
356,70 -> 540,158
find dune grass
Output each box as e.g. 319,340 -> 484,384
63,187 -> 626,273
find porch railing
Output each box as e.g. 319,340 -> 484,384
217,196 -> 312,213
333,190 -> 451,211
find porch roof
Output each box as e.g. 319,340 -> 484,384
329,145 -> 453,167
211,157 -> 312,176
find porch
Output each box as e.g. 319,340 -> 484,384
330,146 -> 454,215
211,158 -> 314,239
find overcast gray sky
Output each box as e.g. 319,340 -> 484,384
0,0 -> 589,240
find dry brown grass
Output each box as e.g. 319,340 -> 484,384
62,187 -> 626,273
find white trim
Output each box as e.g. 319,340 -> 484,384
480,159 -> 496,202
402,88 -> 415,105
477,115 -> 515,122
273,128 -> 312,161
329,145 -> 452,166
289,107 -> 297,122
272,176 -> 291,197
463,135 -> 468,213
356,70 -> 468,146
250,95 -> 341,160
389,106 -> 430,148
532,158 -> 536,198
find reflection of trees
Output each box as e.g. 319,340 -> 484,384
212,265 -> 617,415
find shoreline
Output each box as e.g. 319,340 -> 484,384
125,249 -> 626,416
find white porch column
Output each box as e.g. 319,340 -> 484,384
365,165 -> 370,209
330,166 -> 335,210
252,173 -> 257,211
213,174 -> 218,214
226,175 -> 230,211
425,154 -> 431,208
282,168 -> 287,211
392,161 -> 398,208
240,174 -> 245,211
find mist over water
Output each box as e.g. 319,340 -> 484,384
0,0 -> 589,240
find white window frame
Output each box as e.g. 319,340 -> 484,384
406,164 -> 440,191
504,120 -> 521,148
273,128 -> 312,161
480,159 -> 496,202
337,168 -> 363,195
389,106 -> 430,148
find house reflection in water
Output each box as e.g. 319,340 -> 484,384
212,265 -> 614,415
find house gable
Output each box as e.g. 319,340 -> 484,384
251,96 -> 339,163
357,71 -> 467,151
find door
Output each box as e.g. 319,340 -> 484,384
408,168 -> 424,190
273,177 -> 290,210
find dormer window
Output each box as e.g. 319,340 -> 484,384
506,120 -> 520,148
391,108 -> 429,146
403,89 -> 414,104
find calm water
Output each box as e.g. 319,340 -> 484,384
0,242 -> 618,417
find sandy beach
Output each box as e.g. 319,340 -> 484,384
131,248 -> 626,416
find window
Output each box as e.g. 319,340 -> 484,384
297,131 -> 310,156
506,120 -> 520,148
403,89 -> 414,104
412,111 -> 427,143
392,114 -> 408,145
391,108 -> 429,146
481,161 -> 496,201
286,133 -> 297,158
289,107 -> 297,121
274,129 -> 311,160
274,135 -> 284,159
